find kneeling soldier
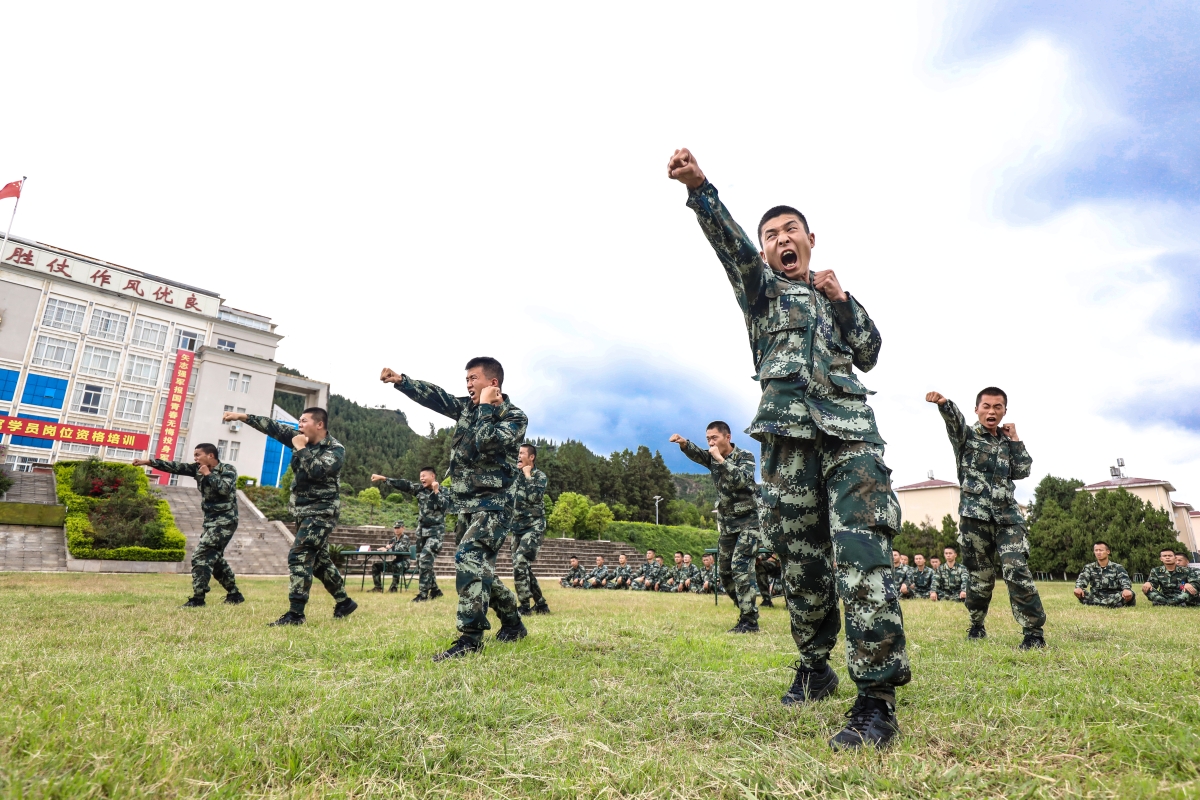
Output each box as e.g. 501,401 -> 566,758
135,444 -> 243,608
1075,542 -> 1135,607
561,557 -> 585,588
585,555 -> 609,589
370,522 -> 411,593
608,554 -> 632,589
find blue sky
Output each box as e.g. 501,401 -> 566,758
2,2 -> 1198,501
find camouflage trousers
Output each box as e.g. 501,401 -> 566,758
756,557 -> 780,597
959,517 -> 1047,635
510,520 -> 546,606
192,519 -> 239,598
760,433 -> 910,702
1146,590 -> 1198,606
288,515 -> 348,614
417,528 -> 444,596
371,559 -> 403,590
719,514 -> 762,622
1080,591 -> 1134,607
455,510 -> 521,645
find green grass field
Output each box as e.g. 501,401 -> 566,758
1,574 -> 1198,799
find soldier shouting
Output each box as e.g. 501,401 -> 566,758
669,147 -> 908,750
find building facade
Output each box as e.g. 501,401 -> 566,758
895,478 -> 961,529
0,234 -> 326,487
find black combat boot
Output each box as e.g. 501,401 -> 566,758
760,595 -> 774,608
728,615 -> 759,633
333,598 -> 358,619
269,611 -> 306,626
411,593 -> 429,603
369,587 -> 384,593
433,637 -> 483,662
181,596 -> 205,608
534,602 -> 551,615
1018,632 -> 1047,650
517,602 -> 533,617
781,662 -> 839,705
829,695 -> 901,750
495,619 -> 528,642
967,623 -> 987,640
388,585 -> 399,593
223,592 -> 245,605
429,587 -> 445,599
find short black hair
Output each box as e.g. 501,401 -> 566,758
301,407 -> 328,428
1162,547 -> 1180,555
674,551 -> 684,557
419,466 -> 436,475
943,545 -> 957,553
521,443 -> 537,459
976,387 -> 1007,407
757,205 -> 810,244
646,548 -> 655,555
465,356 -> 504,388
570,555 -> 579,561
194,443 -> 219,458
1094,541 -> 1110,550
706,420 -> 731,436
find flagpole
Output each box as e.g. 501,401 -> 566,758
0,176 -> 26,260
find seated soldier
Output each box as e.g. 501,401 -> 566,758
560,556 -> 585,589
893,549 -> 914,599
370,522 -> 412,593
694,553 -> 719,594
650,555 -> 667,591
1143,548 -> 1198,606
909,554 -> 934,599
631,549 -> 656,591
931,546 -> 969,602
755,551 -> 780,606
930,556 -> 941,572
675,553 -> 700,592
584,555 -> 609,589
1177,553 -> 1200,606
659,551 -> 684,592
900,554 -> 910,568
1075,542 -> 1135,607
608,553 -> 633,589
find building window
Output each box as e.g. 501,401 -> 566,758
106,427 -> 145,461
123,354 -> 162,387
8,414 -> 58,449
60,441 -> 101,456
88,309 -> 129,342
228,371 -> 239,391
3,454 -> 51,472
182,400 -> 193,428
20,374 -> 69,409
42,298 -> 87,333
218,309 -> 271,331
217,439 -> 228,460
79,345 -> 121,379
0,368 -> 20,402
162,359 -> 196,393
70,383 -> 113,416
32,335 -> 78,371
240,374 -> 251,393
114,389 -> 153,423
216,338 -> 236,352
174,329 -> 200,351
131,318 -> 170,350
227,441 -> 240,461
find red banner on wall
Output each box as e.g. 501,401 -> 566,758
150,348 -> 196,485
0,417 -> 150,449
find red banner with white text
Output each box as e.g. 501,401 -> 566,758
150,349 -> 196,485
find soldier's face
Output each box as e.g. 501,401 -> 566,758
465,367 -> 498,404
570,559 -> 578,567
619,555 -> 626,564
518,447 -> 535,470
674,554 -> 683,566
705,428 -> 732,455
943,548 -> 956,564
975,395 -> 1007,432
1162,551 -> 1178,568
646,551 -> 655,562
892,550 -> 901,566
298,413 -> 325,441
419,470 -> 436,488
1177,555 -> 1189,569
684,555 -> 692,565
759,214 -> 815,281
656,558 -> 664,565
915,555 -> 926,568
1093,543 -> 1110,563
930,558 -> 940,569
194,448 -> 218,469
901,556 -> 909,565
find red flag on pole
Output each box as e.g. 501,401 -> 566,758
0,181 -> 20,200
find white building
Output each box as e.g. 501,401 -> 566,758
0,234 -> 326,486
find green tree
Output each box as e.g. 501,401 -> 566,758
665,498 -> 702,527
1071,489 -> 1179,576
548,492 -> 591,536
1028,498 -> 1080,574
1028,474 -> 1085,524
583,503 -> 614,540
357,487 -> 382,507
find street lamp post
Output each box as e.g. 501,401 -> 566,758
653,495 -> 662,526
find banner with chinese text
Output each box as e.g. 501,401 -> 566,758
150,349 -> 196,485
1,417 -> 149,450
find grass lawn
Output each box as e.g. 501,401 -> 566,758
0,574 -> 1198,799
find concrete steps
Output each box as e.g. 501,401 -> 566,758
157,487 -> 293,575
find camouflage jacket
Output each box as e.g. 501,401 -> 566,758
938,399 -> 1032,524
893,564 -> 914,591
147,460 -> 238,520
1147,566 -> 1191,598
511,468 -> 549,530
678,440 -> 760,521
383,533 -> 412,562
648,564 -> 666,584
562,565 -> 585,583
933,563 -> 970,596
686,181 -> 884,444
587,564 -> 609,583
676,563 -> 701,586
384,478 -> 448,531
1076,562 -> 1132,595
245,416 -> 343,519
910,566 -> 935,594
394,376 -> 528,512
610,564 -> 632,583
633,561 -> 656,582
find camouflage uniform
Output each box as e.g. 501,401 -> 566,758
608,562 -> 633,589
893,563 -> 915,599
939,400 -> 1046,635
909,566 -> 934,598
371,530 -> 412,590
630,559 -> 656,591
584,563 -> 610,589
394,376 -> 525,645
385,478 -> 448,597
561,564 -> 585,588
686,180 -> 909,702
244,416 -> 349,614
1076,562 -> 1135,607
658,563 -> 680,592
675,562 -> 701,592
755,551 -> 780,598
680,439 -> 763,621
932,563 -> 970,602
147,459 -> 241,600
509,468 -> 549,607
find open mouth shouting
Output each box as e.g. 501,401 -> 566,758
780,249 -> 798,267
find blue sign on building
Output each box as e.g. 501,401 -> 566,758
260,418 -> 298,487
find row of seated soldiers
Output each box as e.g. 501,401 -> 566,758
560,548 -> 785,602
891,542 -> 1200,608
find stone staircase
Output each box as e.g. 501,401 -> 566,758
0,470 -> 67,571
157,487 -> 292,575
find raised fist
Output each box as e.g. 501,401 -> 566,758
925,392 -> 946,406
291,434 -> 309,450
480,386 -> 503,405
380,368 -> 403,384
667,148 -> 706,190
371,474 -> 387,483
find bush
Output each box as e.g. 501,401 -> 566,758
548,492 -> 591,537
601,521 -> 718,560
55,460 -> 186,562
236,475 -> 258,490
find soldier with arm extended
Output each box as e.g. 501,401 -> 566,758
1075,542 -> 1136,607
509,444 -> 551,614
670,148 -> 907,749
382,357 -> 528,660
927,390 -> 1046,647
223,407 -> 356,625
371,468 -> 448,602
671,422 -> 764,631
134,443 -> 243,608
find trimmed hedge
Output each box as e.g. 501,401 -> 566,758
0,502 -> 67,526
600,521 -> 718,560
55,462 -> 186,561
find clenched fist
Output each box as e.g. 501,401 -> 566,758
223,411 -> 248,422
479,386 -> 503,405
667,148 -> 706,190
291,434 -> 309,450
380,368 -> 403,384
371,474 -> 387,482
925,392 -> 947,406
